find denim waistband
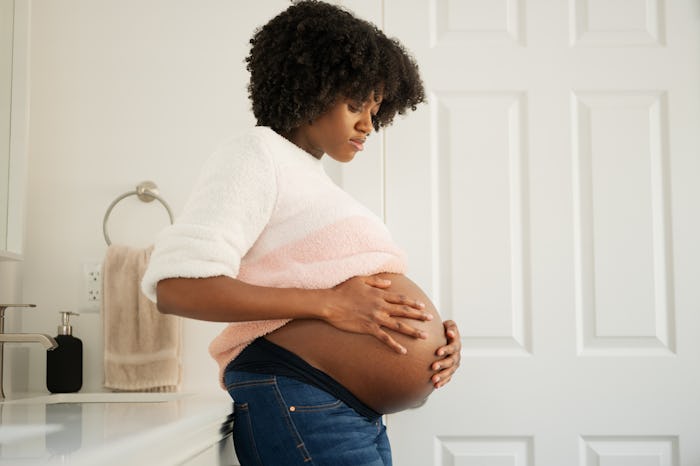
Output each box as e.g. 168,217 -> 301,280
226,337 -> 381,420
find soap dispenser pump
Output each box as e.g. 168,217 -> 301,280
46,312 -> 83,393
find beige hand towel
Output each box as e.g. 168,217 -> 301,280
102,244 -> 182,392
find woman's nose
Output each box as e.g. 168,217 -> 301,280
358,110 -> 373,135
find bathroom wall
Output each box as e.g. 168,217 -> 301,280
19,0 -> 294,395
0,263 -> 20,304
0,260 -> 30,394
17,0 -> 383,396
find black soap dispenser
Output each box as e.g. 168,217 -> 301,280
46,311 -> 83,393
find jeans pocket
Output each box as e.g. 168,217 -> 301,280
274,376 -> 344,412
232,402 -> 265,466
225,374 -> 276,392
229,377 -> 315,465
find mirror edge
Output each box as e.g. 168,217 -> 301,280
1,0 -> 29,261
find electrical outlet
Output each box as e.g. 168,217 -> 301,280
82,261 -> 102,312
88,289 -> 100,302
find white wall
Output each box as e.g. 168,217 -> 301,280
0,261 -> 29,394
18,0 -> 293,394
0,262 -> 22,320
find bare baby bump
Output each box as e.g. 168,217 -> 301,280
265,273 -> 446,414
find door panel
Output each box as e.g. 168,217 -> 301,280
381,1 -> 700,465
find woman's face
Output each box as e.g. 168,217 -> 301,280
286,92 -> 382,163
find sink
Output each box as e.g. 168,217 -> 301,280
0,424 -> 62,444
2,392 -> 189,405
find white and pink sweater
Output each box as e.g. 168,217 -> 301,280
141,127 -> 407,384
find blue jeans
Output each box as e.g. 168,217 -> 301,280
224,370 -> 392,466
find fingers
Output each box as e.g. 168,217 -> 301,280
331,275 -> 437,351
436,342 -> 459,357
364,275 -> 392,289
436,325 -> 462,355
431,356 -> 456,371
437,320 -> 462,359
384,297 -> 432,326
363,276 -> 427,314
432,321 -> 462,389
383,292 -> 426,312
443,320 -> 460,341
375,328 -> 408,354
432,372 -> 453,389
391,319 -> 429,339
431,356 -> 459,388
372,312 -> 430,352
391,306 -> 433,324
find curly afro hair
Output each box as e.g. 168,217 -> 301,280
246,0 -> 425,133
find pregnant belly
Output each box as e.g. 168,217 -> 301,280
265,273 -> 446,414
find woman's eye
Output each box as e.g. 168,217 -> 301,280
349,103 -> 363,113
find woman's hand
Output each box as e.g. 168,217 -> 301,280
431,320 -> 461,388
321,275 -> 434,354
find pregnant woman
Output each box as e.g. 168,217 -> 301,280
142,2 -> 461,465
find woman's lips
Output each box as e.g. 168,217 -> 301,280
349,139 -> 365,151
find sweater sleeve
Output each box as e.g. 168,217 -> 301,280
141,134 -> 278,302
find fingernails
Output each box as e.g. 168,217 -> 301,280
420,331 -> 428,339
425,313 -> 433,320
417,301 -> 426,309
437,349 -> 445,356
434,363 -> 441,370
400,347 -> 407,354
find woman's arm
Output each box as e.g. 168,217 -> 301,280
156,274 -> 434,354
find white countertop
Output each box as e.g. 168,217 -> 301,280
0,391 -> 234,465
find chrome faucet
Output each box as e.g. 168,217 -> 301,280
0,304 -> 58,400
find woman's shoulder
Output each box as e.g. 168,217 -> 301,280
204,127 -> 324,189
214,127 -> 304,163
239,126 -> 324,171
202,127 -> 278,173
216,126 -> 275,158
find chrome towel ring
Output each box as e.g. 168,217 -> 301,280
103,181 -> 174,246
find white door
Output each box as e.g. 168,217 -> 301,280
375,1 -> 700,465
